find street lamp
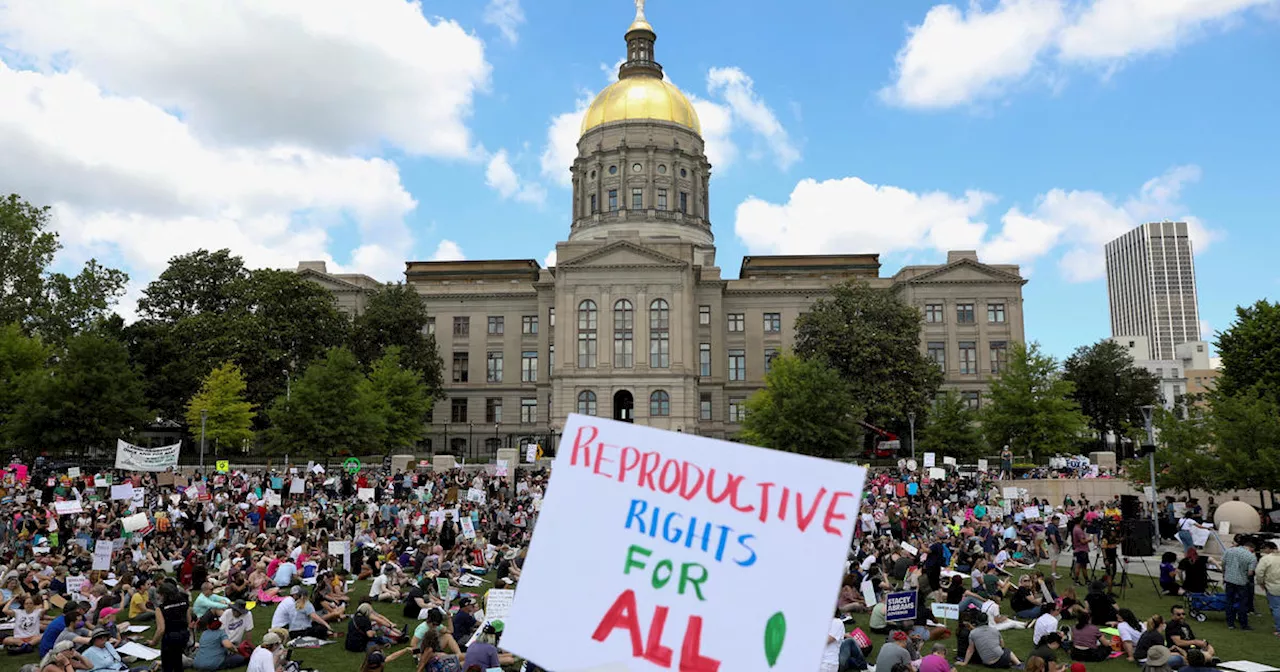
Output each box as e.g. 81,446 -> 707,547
494,422 -> 500,453
907,411 -> 916,460
468,422 -> 474,460
199,408 -> 208,473
1140,405 -> 1159,550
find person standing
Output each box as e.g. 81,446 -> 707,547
1222,539 -> 1258,630
151,582 -> 192,672
819,611 -> 844,672
1255,541 -> 1280,636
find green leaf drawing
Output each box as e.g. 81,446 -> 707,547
764,611 -> 787,667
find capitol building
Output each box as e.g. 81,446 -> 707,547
299,5 -> 1026,458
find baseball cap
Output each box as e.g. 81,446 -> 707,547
458,597 -> 474,607
260,633 -> 282,646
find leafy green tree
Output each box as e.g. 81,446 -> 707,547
794,280 -> 942,431
360,347 -> 433,452
1064,339 -> 1161,448
1215,300 -> 1280,399
266,347 -> 382,459
919,391 -> 984,460
1124,406 -> 1221,497
0,195 -> 127,343
185,362 -> 256,454
981,342 -> 1088,460
350,283 -> 443,392
739,354 -> 859,459
137,249 -> 250,322
5,331 -> 149,457
0,324 -> 50,452
1210,387 -> 1280,495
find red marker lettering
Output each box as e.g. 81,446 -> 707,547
794,487 -> 827,533
823,491 -> 854,536
571,425 -> 598,467
591,590 -> 643,656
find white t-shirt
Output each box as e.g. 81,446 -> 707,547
370,575 -> 389,598
1032,613 -> 1058,645
247,646 -> 275,672
13,607 -> 42,639
1118,621 -> 1144,645
820,618 -> 844,665
223,611 -> 255,644
1179,518 -> 1197,532
270,597 -> 296,629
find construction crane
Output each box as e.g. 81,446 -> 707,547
857,420 -> 901,458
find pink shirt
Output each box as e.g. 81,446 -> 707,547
919,653 -> 952,672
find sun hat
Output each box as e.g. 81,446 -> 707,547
1146,646 -> 1172,667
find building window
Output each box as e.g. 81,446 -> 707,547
613,299 -> 634,368
699,343 -> 711,376
728,349 -> 746,381
956,303 -> 976,324
549,307 -> 555,327
487,316 -> 504,335
577,390 -> 597,416
699,393 -> 712,420
924,304 -> 944,323
657,189 -> 668,211
764,348 -> 780,373
679,192 -> 688,214
927,342 -> 945,371
485,398 -> 503,423
426,317 -> 435,336
450,398 -> 468,423
763,312 -> 781,333
590,193 -> 597,213
698,305 -> 711,325
728,398 -> 745,423
608,189 -> 618,212
520,398 -> 537,424
453,316 -> 470,337
452,352 -> 469,383
649,299 -> 670,368
631,188 -> 643,210
649,390 -> 670,417
958,341 -> 977,374
486,351 -> 503,382
961,391 -> 980,410
522,315 -> 538,334
987,303 -> 1006,324
549,344 -> 554,375
727,313 -> 745,332
990,341 -> 1008,375
521,351 -> 538,383
578,300 -> 597,368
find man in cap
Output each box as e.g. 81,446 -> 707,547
875,630 -> 915,671
247,632 -> 281,672
222,601 -> 255,652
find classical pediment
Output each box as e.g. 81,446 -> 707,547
295,268 -> 372,292
902,258 -> 1026,285
557,240 -> 688,270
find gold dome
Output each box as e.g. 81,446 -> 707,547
580,76 -> 701,136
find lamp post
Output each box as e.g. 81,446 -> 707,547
494,422 -> 500,453
468,422 -> 474,461
907,411 -> 916,460
199,408 -> 208,473
1140,405 -> 1159,550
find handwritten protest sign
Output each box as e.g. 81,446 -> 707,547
503,414 -> 866,672
111,484 -> 135,501
460,516 -> 476,539
467,487 -> 486,504
885,591 -> 918,622
977,459 -> 988,473
923,453 -> 936,468
122,512 -> 148,532
931,603 -> 960,621
525,444 -> 538,463
496,459 -> 509,478
92,540 -> 113,571
290,478 -> 305,495
1002,487 -> 1019,501
357,488 -> 375,502
54,501 -> 83,515
68,467 -> 80,478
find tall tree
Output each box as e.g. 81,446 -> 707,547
350,283 -> 443,392
739,354 -> 859,459
1215,300 -> 1280,399
1210,388 -> 1280,495
0,324 -> 50,453
794,280 -> 942,430
360,347 -> 433,452
137,249 -> 250,322
981,342 -> 1088,460
185,362 -> 256,455
1064,339 -> 1161,448
1125,405 -> 1221,497
266,348 -> 381,459
5,331 -> 150,457
919,391 -> 984,461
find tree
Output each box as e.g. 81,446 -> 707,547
1215,300 -> 1280,399
981,342 -> 1088,460
266,348 -> 382,458
137,249 -> 250,322
738,354 -> 859,459
185,362 -> 256,454
1125,406 -> 1220,497
5,331 -> 150,456
0,324 -> 50,453
1064,339 -> 1161,448
1210,387 -> 1280,495
919,391 -> 984,460
360,347 -> 433,452
794,280 -> 943,431
350,283 -> 443,392
0,194 -> 127,343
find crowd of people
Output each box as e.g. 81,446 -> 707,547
0,457 -> 1276,672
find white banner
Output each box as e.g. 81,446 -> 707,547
114,440 -> 181,472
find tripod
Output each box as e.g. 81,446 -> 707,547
1119,554 -> 1162,600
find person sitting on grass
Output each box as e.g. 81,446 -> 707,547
1159,552 -> 1182,596
461,621 -> 516,670
415,629 -> 464,672
1166,605 -> 1215,666
1067,611 -> 1113,662
192,613 -> 247,671
3,592 -> 47,653
958,617 -> 1021,669
38,639 -> 91,672
411,608 -> 461,656
369,566 -> 400,603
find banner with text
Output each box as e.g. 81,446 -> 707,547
114,440 -> 181,472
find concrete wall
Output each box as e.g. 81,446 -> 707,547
996,479 -> 1264,509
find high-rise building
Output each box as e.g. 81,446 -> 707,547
1105,221 -> 1200,360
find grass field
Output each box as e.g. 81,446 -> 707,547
8,567 -> 1280,671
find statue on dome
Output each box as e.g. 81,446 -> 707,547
635,0 -> 646,20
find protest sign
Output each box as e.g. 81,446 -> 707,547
900,541 -> 918,556
1022,506 -> 1040,519
111,484 -> 135,501
92,541 -> 113,571
121,512 -> 148,532
486,589 -> 515,622
67,467 -> 80,478
467,487 -> 486,505
885,591 -> 918,622
265,491 -> 281,507
114,440 -> 180,472
216,460 -> 229,474
931,603 -> 960,621
437,577 -> 451,603
460,516 -> 476,539
502,414 -> 866,672
54,501 -> 83,515
1002,487 -> 1019,501
928,467 -> 946,481
131,488 -> 145,510
66,575 -> 88,595
357,488 -> 375,502
290,478 -> 305,495
497,459 -> 509,478
923,453 -> 936,468
525,444 -> 538,463
157,472 -> 175,486
943,457 -> 956,466
977,459 -> 988,473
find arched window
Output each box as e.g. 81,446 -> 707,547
650,390 -> 670,417
578,300 -> 598,368
577,390 -> 598,416
613,299 -> 634,368
484,437 -> 502,453
649,299 -> 670,368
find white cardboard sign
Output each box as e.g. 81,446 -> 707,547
923,453 -> 936,468
467,487 -> 486,504
503,415 -> 867,672
111,484 -> 135,501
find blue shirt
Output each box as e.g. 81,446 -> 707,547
39,615 -> 69,656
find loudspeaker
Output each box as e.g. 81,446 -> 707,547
1120,494 -> 1141,519
1121,520 -> 1156,557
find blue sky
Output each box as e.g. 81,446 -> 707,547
2,0 -> 1278,359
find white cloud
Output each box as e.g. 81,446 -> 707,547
706,67 -> 800,169
0,0 -> 491,157
733,165 -> 1216,283
882,0 -> 1274,108
543,250 -> 558,268
486,149 -> 546,205
539,95 -> 592,188
484,0 -> 526,45
429,240 -> 466,262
